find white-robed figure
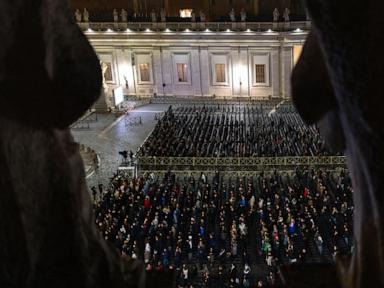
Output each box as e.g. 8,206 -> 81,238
201,172 -> 206,184
187,235 -> 193,261
182,264 -> 189,285
144,241 -> 151,264
243,263 -> 251,276
239,221 -> 247,237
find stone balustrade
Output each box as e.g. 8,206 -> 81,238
78,20 -> 311,33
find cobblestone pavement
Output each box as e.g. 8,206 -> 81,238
71,104 -> 170,189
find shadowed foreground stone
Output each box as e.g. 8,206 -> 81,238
0,0 -> 147,287
292,1 -> 384,287
279,263 -> 341,288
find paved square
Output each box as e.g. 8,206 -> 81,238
71,104 -> 170,188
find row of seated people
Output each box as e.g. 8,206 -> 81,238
138,105 -> 334,157
94,168 -> 353,287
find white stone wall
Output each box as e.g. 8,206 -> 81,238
88,31 -> 307,99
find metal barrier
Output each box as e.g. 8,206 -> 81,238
137,156 -> 347,173
134,168 -> 347,179
70,109 -> 98,130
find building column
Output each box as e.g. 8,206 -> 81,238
164,0 -> 169,13
283,45 -> 293,99
253,0 -> 260,15
279,41 -> 285,98
191,47 -> 203,97
199,47 -> 210,97
153,47 -> 163,96
133,0 -> 139,15
160,48 -> 173,96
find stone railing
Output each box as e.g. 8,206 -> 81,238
137,156 -> 347,173
78,21 -> 311,32
124,95 -> 283,106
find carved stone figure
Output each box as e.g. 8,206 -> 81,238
229,8 -> 236,22
75,9 -> 82,22
160,8 -> 166,22
121,9 -> 127,22
151,9 -> 157,22
273,8 -> 280,22
292,1 -> 384,287
113,9 -> 118,22
199,10 -> 206,22
100,61 -> 109,90
191,11 -> 196,22
83,8 -> 89,22
240,9 -> 246,22
283,8 -> 290,22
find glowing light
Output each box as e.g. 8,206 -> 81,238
180,9 -> 193,18
185,28 -> 190,32
205,28 -> 210,32
226,29 -> 231,32
246,29 -> 251,32
165,28 -> 171,32
294,28 -> 303,33
145,28 -> 151,32
234,62 -> 248,96
86,28 -> 93,32
106,28 -> 113,32
266,29 -> 273,33
126,28 -> 131,32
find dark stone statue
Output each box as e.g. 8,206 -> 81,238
0,1 -> 144,287
292,1 -> 384,287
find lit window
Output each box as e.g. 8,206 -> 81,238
180,9 -> 193,18
215,64 -> 226,83
255,64 -> 266,83
293,45 -> 303,66
139,63 -> 150,82
177,63 -> 188,82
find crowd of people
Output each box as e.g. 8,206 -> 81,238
94,168 -> 354,287
138,105 -> 334,158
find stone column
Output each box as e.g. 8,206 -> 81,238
191,47 -> 203,97
164,0 -> 169,12
126,50 -> 137,96
253,0 -> 260,15
152,47 -> 163,96
199,46 -> 210,96
279,40 -> 285,98
284,45 -> 293,99
133,0 -> 139,15
239,48 -> 250,97
161,48 -> 173,96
